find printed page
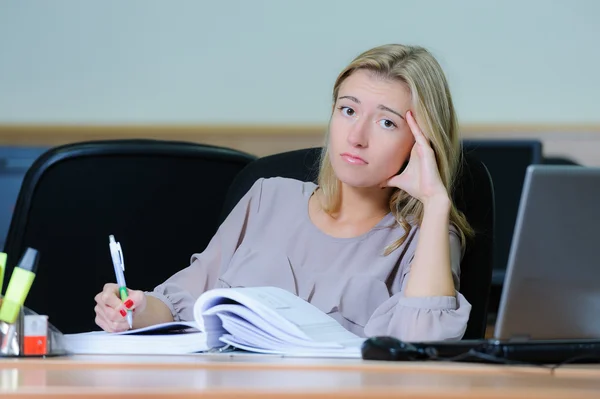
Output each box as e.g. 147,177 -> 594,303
113,321 -> 200,335
208,305 -> 357,349
194,286 -> 361,347
219,334 -> 362,359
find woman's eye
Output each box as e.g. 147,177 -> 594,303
340,106 -> 355,117
379,119 -> 397,129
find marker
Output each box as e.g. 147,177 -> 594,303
109,235 -> 132,329
0,252 -> 7,294
0,248 -> 39,324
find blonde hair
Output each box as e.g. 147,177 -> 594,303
317,44 -> 474,254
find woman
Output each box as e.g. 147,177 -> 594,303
94,44 -> 474,342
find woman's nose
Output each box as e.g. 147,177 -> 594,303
347,120 -> 369,147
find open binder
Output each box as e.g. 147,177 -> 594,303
63,286 -> 364,358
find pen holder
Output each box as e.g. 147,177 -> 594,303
0,297 -> 67,357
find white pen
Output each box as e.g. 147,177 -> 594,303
109,235 -> 133,329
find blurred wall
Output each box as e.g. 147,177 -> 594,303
0,0 -> 599,162
1,0 -> 598,125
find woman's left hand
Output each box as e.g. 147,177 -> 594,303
384,111 -> 449,205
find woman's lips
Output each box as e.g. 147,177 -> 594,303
341,153 -> 367,165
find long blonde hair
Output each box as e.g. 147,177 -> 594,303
317,44 -> 474,254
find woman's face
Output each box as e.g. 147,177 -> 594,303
328,69 -> 416,188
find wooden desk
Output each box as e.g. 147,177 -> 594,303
1,354 -> 600,398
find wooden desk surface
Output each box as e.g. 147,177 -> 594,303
1,354 -> 599,399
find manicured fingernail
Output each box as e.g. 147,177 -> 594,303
119,309 -> 127,317
124,299 -> 134,309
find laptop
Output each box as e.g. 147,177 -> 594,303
362,165 -> 600,364
494,164 -> 600,341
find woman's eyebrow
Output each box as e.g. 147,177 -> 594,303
338,96 -> 405,120
338,95 -> 360,104
378,104 -> 405,120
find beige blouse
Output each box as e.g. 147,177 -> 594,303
147,177 -> 471,342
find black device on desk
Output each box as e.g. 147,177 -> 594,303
361,336 -> 600,364
363,165 -> 600,365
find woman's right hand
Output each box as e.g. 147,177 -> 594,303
94,283 -> 147,332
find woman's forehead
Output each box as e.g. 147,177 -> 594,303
338,70 -> 411,106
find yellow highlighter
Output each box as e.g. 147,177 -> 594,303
0,248 -> 39,324
0,252 -> 7,294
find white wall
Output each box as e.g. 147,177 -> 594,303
0,0 -> 598,125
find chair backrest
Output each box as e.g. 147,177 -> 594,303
543,156 -> 580,165
462,139 -> 542,288
221,147 -> 495,339
3,139 -> 256,334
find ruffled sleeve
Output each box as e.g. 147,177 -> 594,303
363,228 -> 472,342
145,178 -> 264,322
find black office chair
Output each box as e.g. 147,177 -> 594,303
462,139 -> 542,286
3,139 -> 257,334
220,147 -> 495,339
543,156 -> 580,165
462,139 -> 542,322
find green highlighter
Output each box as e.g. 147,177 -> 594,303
0,252 -> 6,294
0,248 -> 39,324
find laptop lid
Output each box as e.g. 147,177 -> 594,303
494,165 -> 600,341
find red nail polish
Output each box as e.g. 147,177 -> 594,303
119,309 -> 127,317
124,299 -> 134,309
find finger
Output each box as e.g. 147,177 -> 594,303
410,142 -> 419,157
94,303 -> 109,320
95,302 -> 125,322
102,283 -> 119,294
384,162 -> 415,187
96,312 -> 128,333
100,284 -> 125,310
95,313 -> 110,331
403,143 -> 421,167
384,174 -> 402,188
110,322 -> 130,333
95,308 -> 115,331
95,308 -> 121,332
102,302 -> 129,323
123,290 -> 144,311
94,290 -> 113,306
95,291 -> 123,316
406,111 -> 429,145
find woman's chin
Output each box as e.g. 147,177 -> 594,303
336,175 -> 382,190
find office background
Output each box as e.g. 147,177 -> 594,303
0,1 -> 597,325
0,0 -> 599,163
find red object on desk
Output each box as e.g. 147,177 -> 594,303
23,315 -> 48,355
